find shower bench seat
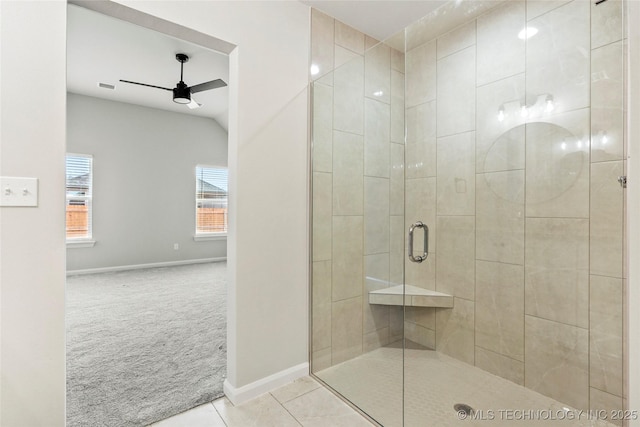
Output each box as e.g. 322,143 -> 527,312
369,284 -> 454,308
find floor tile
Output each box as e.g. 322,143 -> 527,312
270,376 -> 321,404
213,394 -> 301,427
151,403 -> 225,427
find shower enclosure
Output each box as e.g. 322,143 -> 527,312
310,0 -> 627,425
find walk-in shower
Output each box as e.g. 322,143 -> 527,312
310,0 -> 628,425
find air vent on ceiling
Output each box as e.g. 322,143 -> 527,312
98,82 -> 115,90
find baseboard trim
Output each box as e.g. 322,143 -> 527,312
223,362 -> 309,405
66,257 -> 227,276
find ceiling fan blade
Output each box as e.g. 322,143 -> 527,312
119,79 -> 172,91
187,98 -> 202,109
189,79 -> 227,94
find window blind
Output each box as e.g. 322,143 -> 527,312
196,165 -> 228,234
66,154 -> 93,239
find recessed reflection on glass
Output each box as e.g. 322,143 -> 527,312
310,64 -> 320,76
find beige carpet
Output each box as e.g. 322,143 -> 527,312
66,262 -> 227,427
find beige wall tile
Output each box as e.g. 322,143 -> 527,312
389,306 -> 404,344
525,315 -> 589,411
525,108 -> 590,218
590,275 -> 623,397
311,9 -> 334,82
525,218 -> 589,328
437,131 -> 476,215
364,177 -> 390,255
436,297 -> 475,365
365,35 -> 380,51
332,216 -> 363,302
437,46 -> 476,137
405,252 -> 436,291
389,215 -> 405,286
437,20 -> 476,60
592,41 -> 624,163
313,261 -> 332,351
312,82 -> 333,173
476,170 -> 525,265
335,45 -> 360,70
406,100 -> 436,179
390,143 -> 405,216
365,43 -> 391,104
335,20 -> 365,54
526,0 -> 590,115
334,55 -> 364,135
391,48 -> 405,74
436,216 -> 475,300
406,41 -> 436,107
364,99 -> 390,178
312,172 -> 332,262
405,321 -> 435,349
364,328 -> 390,353
591,0 -> 624,49
591,161 -> 624,278
526,0 -> 571,21
332,297 -> 363,364
477,1 -> 525,86
475,346 -> 524,385
390,70 -> 405,144
333,131 -> 363,216
364,253 -> 390,334
476,260 -> 524,361
590,388 -> 623,427
405,306 -> 435,330
476,74 -> 526,173
312,347 -> 332,373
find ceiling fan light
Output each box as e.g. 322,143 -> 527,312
173,82 -> 191,104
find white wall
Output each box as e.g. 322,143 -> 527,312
0,2 -> 67,426
66,93 -> 228,272
1,0 -> 309,425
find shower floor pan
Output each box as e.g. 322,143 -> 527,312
316,343 -> 617,427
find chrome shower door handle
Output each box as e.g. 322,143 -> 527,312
408,221 -> 429,263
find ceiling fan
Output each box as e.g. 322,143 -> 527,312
119,53 -> 227,110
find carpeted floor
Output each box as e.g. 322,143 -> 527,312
66,262 -> 227,427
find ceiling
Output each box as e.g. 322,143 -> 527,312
299,0 -> 446,41
67,2 -> 447,132
66,4 -> 230,130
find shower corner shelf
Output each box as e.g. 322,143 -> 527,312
368,284 -> 454,308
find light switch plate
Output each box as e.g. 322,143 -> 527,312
1,177 -> 38,207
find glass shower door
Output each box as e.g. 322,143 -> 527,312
309,12 -> 407,426
402,0 -> 627,425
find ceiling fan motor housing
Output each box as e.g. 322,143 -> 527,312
173,81 -> 191,104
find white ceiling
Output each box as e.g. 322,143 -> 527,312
67,2 -> 447,132
299,0 -> 446,41
66,4 -> 230,130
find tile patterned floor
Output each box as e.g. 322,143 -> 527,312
152,345 -> 620,427
317,345 -> 618,427
149,376 -> 375,427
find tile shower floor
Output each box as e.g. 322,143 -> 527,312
316,343 -> 618,427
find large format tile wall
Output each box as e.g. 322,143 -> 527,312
402,0 -> 626,416
310,10 -> 406,371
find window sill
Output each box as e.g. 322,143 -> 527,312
67,239 -> 96,248
193,233 -> 227,242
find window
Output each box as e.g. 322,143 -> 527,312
66,154 -> 93,240
195,165 -> 228,236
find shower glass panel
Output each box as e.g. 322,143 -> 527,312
311,0 -> 627,425
309,15 -> 406,425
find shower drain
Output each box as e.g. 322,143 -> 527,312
454,403 -> 475,417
